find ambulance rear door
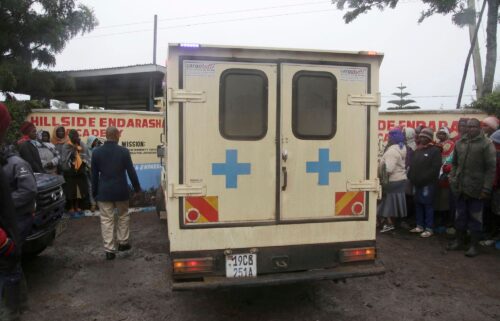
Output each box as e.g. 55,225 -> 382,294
279,62 -> 371,221
180,58 -> 277,227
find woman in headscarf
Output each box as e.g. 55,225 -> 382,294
61,130 -> 89,213
35,130 -> 60,175
51,126 -> 68,156
377,127 -> 407,233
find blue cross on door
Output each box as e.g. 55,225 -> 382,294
306,148 -> 341,186
212,149 -> 251,189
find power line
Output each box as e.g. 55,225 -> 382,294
77,8 -> 337,39
159,8 -> 336,30
382,95 -> 475,98
158,0 -> 329,22
79,0 -> 423,38
94,0 -> 329,30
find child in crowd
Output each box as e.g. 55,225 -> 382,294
408,128 -> 442,238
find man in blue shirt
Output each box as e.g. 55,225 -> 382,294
91,127 -> 141,260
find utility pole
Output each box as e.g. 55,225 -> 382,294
148,14 -> 158,111
468,0 -> 484,99
153,14 -> 157,65
457,0 -> 487,109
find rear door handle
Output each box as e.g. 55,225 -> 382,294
281,166 -> 287,191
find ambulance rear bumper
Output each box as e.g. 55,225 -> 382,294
172,261 -> 385,291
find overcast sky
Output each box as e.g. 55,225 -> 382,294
52,0 -> 499,110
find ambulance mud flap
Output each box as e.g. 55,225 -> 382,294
172,262 -> 385,291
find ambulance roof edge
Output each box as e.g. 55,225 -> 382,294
169,43 -> 384,59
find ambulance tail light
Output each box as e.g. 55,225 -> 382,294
173,257 -> 214,274
339,247 -> 376,263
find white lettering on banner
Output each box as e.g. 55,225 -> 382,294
339,67 -> 367,82
134,163 -> 162,171
185,62 -> 216,77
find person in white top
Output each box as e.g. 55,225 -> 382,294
378,127 -> 408,233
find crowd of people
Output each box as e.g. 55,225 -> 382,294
0,103 -> 141,319
378,116 -> 500,258
15,120 -> 103,213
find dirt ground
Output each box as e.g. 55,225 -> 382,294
20,212 -> 500,321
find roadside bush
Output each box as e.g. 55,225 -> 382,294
3,101 -> 42,145
467,92 -> 500,118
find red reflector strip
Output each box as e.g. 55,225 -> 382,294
173,257 -> 214,274
339,247 -> 376,263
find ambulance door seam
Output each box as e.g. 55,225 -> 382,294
365,64 -> 372,220
178,56 -> 185,229
275,61 -> 282,223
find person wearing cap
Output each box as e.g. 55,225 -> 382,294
452,118 -> 469,143
480,129 -> 500,246
481,116 -> 499,138
408,128 -> 442,238
17,121 -> 44,173
448,118 -> 496,257
0,103 -> 30,319
434,127 -> 455,230
377,127 -> 407,233
414,125 -> 425,146
480,116 -> 499,240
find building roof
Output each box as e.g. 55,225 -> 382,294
52,64 -> 166,110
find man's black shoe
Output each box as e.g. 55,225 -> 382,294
118,243 -> 132,252
106,252 -> 116,260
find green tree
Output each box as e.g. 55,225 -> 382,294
467,91 -> 500,117
387,83 -> 420,109
332,0 -> 499,96
0,0 -> 98,98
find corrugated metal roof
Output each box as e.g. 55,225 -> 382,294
53,64 -> 166,77
50,63 -> 165,110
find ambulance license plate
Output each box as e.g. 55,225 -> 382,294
226,253 -> 257,278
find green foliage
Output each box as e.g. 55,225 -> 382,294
0,0 -> 97,97
467,92 -> 500,118
387,84 -> 420,109
332,0 -> 498,96
332,0 -> 470,24
3,101 -> 43,145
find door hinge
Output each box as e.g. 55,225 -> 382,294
167,88 -> 206,104
347,93 -> 380,107
168,184 -> 207,198
346,178 -> 382,200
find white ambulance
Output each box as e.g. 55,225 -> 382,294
161,43 -> 385,290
